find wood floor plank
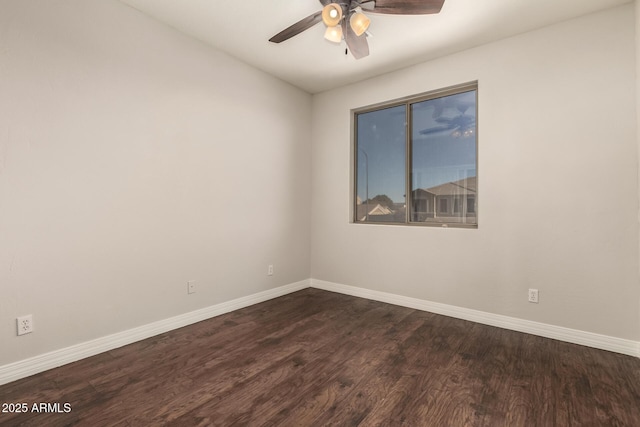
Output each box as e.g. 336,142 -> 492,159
181,304 -> 411,426
1,288 -> 639,426
308,312 -> 435,426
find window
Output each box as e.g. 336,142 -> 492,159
467,196 -> 476,214
439,198 -> 449,214
353,82 -> 477,228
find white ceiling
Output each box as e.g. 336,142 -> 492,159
119,0 -> 631,93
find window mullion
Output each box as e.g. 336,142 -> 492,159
405,103 -> 412,224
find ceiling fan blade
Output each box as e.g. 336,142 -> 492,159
419,125 -> 454,135
319,0 -> 332,5
368,0 -> 445,15
342,16 -> 369,59
269,11 -> 323,43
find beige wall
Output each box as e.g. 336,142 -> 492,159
311,4 -> 640,340
637,0 -> 640,341
0,0 -> 312,365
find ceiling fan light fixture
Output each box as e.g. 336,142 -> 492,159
350,11 -> 370,36
324,25 -> 343,43
322,3 -> 343,27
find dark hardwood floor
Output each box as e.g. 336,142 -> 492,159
1,288 -> 639,426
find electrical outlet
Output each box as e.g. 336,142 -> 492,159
268,265 -> 274,276
187,280 -> 196,294
528,289 -> 539,303
16,315 -> 34,336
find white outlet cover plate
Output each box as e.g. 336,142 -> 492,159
16,315 -> 33,335
187,281 -> 196,294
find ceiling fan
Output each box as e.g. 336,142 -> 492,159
269,0 -> 445,59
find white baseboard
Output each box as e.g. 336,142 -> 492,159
2,277 -> 637,387
311,279 -> 640,358
0,279 -> 310,386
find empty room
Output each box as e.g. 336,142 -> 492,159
1,0 -> 640,425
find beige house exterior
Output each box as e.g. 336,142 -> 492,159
412,176 -> 476,223
356,203 -> 394,221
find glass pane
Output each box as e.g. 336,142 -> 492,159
410,90 -> 477,225
355,105 -> 406,223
